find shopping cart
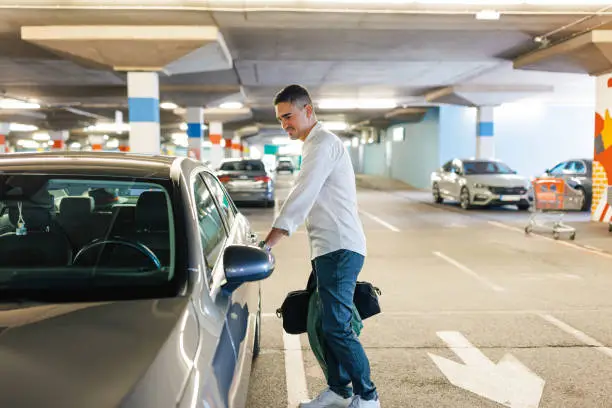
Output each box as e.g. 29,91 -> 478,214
524,177 -> 584,240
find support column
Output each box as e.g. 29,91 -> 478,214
0,123 -> 9,154
118,139 -> 130,152
476,106 -> 495,159
127,72 -> 160,154
209,121 -> 224,169
593,73 -> 612,222
49,130 -> 68,151
224,136 -> 233,159
89,135 -> 104,151
232,137 -> 241,158
186,107 -> 204,161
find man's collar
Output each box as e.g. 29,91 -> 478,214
302,121 -> 322,142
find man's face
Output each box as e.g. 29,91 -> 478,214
275,101 -> 312,140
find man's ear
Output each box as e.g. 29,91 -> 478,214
305,104 -> 313,118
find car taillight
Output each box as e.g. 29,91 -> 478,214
219,176 -> 231,183
255,176 -> 271,183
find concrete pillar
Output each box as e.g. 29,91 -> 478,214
224,136 -> 233,159
118,139 -> 130,152
49,130 -> 68,151
89,135 -> 104,151
476,106 -> 495,159
0,123 -> 9,154
232,137 -> 241,158
593,73 -> 612,222
127,72 -> 160,154
209,121 -> 224,169
186,107 -> 204,161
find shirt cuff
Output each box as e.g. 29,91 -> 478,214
272,217 -> 295,236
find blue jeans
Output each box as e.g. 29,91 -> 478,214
312,249 -> 378,401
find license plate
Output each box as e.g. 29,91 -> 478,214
500,195 -> 521,201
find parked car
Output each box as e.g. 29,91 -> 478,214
216,158 -> 275,207
276,158 -> 295,174
0,151 -> 274,408
431,158 -> 531,210
537,159 -> 592,211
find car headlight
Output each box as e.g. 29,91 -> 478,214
473,183 -> 489,189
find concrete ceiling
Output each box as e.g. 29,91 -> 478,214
0,4 -> 603,145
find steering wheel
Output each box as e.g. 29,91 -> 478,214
73,237 -> 162,270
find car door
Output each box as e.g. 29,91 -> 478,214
199,171 -> 256,408
438,161 -> 453,196
448,160 -> 464,199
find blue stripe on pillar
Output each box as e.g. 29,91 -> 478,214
187,123 -> 202,139
128,97 -> 159,122
478,122 -> 494,137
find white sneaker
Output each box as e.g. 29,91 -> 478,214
348,395 -> 381,408
299,388 -> 352,408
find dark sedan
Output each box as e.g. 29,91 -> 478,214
0,151 -> 274,408
216,159 -> 275,207
541,159 -> 592,211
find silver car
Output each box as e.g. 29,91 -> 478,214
431,158 -> 531,210
0,151 -> 274,408
217,159 -> 275,207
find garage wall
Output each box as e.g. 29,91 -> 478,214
438,105 -> 477,165
494,103 -> 594,178
387,108 -> 440,189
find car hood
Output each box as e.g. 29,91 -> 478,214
0,297 -> 189,408
466,174 -> 529,187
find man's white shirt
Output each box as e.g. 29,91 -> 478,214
272,122 -> 367,260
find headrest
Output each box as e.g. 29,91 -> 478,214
59,197 -> 94,217
135,191 -> 169,231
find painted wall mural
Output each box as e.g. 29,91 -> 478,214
593,75 -> 612,222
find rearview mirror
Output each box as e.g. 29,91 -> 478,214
221,245 -> 275,294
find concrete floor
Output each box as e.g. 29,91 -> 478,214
244,174 -> 612,408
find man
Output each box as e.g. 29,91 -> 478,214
261,85 -> 380,408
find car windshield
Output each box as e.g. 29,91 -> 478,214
463,161 -> 515,175
0,174 -> 175,302
220,160 -> 265,171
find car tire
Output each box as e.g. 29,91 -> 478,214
576,187 -> 589,212
432,183 -> 443,204
460,187 -> 472,210
253,305 -> 261,359
266,200 -> 275,208
517,203 -> 530,211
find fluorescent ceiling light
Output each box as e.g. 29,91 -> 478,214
476,9 -> 501,20
180,123 -> 188,131
219,102 -> 244,109
84,123 -> 130,133
70,142 -> 81,149
17,139 -> 39,149
318,99 -> 397,110
0,98 -> 40,110
272,137 -> 290,145
321,121 -> 348,131
32,132 -> 50,141
160,101 -> 178,110
10,123 -> 38,132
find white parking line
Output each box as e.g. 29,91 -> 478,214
537,313 -> 612,359
433,251 -> 505,292
359,210 -> 400,232
283,332 -> 309,407
488,220 -> 612,261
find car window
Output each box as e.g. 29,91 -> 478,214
219,160 -> 265,172
193,176 -> 227,284
200,171 -> 236,229
549,162 -> 569,175
569,161 -> 586,174
0,175 -> 175,302
463,161 -> 514,175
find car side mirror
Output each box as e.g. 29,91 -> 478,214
221,245 -> 275,294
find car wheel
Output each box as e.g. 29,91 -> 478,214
432,183 -> 443,204
576,187 -> 589,211
460,187 -> 472,210
517,203 -> 530,211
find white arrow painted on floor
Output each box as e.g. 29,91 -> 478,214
428,331 -> 545,408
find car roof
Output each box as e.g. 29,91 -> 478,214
0,151 -> 190,179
